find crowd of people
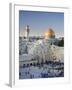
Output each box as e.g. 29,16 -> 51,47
19,60 -> 64,79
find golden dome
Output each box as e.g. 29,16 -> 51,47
44,28 -> 55,39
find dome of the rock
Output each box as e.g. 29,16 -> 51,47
44,28 -> 55,39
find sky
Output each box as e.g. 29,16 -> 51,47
19,10 -> 64,37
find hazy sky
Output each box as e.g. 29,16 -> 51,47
19,10 -> 64,37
